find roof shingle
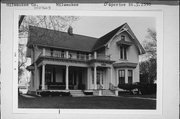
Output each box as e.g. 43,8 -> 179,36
27,23 -> 145,54
28,26 -> 98,52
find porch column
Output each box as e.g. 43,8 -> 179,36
42,64 -> 46,90
110,67 -> 113,84
65,65 -> 69,90
65,51 -> 69,58
88,54 -> 91,60
94,65 -> 97,89
94,52 -> 97,59
87,67 -> 91,89
42,48 -> 46,56
125,69 -> 128,84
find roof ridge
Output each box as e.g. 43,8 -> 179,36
29,25 -> 98,39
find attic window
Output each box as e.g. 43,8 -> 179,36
120,46 -> 127,60
121,35 -> 125,41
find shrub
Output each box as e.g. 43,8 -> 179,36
84,91 -> 93,95
39,91 -> 71,97
61,92 -> 71,96
40,91 -> 51,97
51,92 -> 61,96
118,84 -> 138,92
138,83 -> 156,95
118,83 -> 157,95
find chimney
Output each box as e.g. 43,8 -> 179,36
68,26 -> 73,35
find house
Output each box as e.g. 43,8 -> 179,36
26,23 -> 145,96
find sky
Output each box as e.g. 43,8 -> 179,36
71,16 -> 156,44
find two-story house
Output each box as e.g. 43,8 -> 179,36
26,23 -> 145,96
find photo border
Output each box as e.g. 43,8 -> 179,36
13,10 -> 163,116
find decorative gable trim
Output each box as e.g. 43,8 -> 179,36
105,23 -> 145,55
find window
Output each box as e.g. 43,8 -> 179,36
121,35 -> 125,41
118,70 -> 125,84
61,50 -> 64,58
128,70 -> 133,84
120,46 -> 127,60
50,49 -> 53,56
77,52 -> 80,59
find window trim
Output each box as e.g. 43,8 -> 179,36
119,46 -> 127,60
128,70 -> 133,84
118,69 -> 125,84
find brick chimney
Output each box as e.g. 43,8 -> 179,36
68,26 -> 73,35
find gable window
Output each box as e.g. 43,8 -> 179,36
118,70 -> 125,84
128,70 -> 133,84
120,46 -> 127,60
121,35 -> 125,41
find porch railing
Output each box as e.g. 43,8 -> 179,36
96,54 -> 111,60
109,83 -> 118,91
38,50 -> 111,61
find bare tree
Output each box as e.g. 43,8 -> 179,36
19,15 -> 79,33
18,15 -> 79,80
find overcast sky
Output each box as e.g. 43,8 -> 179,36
72,16 -> 156,43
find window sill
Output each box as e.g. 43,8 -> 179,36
119,59 -> 128,61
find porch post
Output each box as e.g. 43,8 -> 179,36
87,67 -> 91,89
65,51 -> 69,58
94,52 -> 97,59
66,65 -> 69,90
42,48 -> 46,56
94,65 -> 97,89
42,64 -> 45,90
110,67 -> 113,84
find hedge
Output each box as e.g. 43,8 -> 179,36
118,83 -> 156,95
39,91 -> 71,97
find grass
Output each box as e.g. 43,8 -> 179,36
119,94 -> 156,99
19,95 -> 156,109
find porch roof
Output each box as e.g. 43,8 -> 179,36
113,62 -> 137,68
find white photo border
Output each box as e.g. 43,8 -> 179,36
13,10 -> 163,116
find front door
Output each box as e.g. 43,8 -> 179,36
97,70 -> 104,89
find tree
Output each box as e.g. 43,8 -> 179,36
142,28 -> 157,60
18,15 -> 79,81
140,28 -> 157,84
19,16 -> 79,33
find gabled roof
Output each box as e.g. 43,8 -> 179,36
92,23 -> 126,50
92,23 -> 145,54
27,23 -> 145,54
27,26 -> 98,52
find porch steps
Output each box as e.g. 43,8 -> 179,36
70,90 -> 85,97
102,90 -> 115,96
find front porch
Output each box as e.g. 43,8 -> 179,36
33,62 -> 115,93
39,65 -> 87,90
28,51 -> 116,96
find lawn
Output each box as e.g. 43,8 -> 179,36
19,95 -> 156,109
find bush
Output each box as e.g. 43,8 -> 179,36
40,91 -> 51,97
118,84 -> 138,92
51,92 -> 61,96
138,83 -> 156,95
61,92 -> 71,96
84,91 -> 93,95
39,91 -> 71,97
118,83 -> 157,95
